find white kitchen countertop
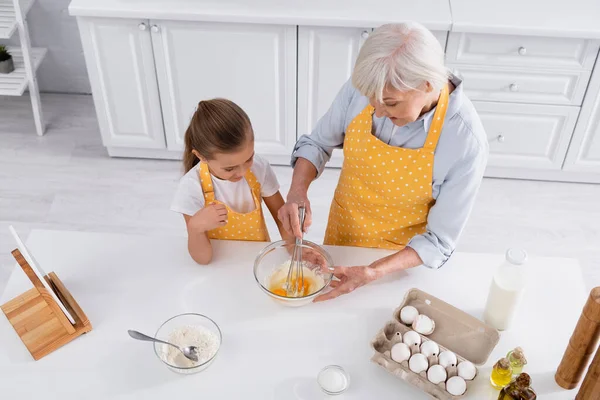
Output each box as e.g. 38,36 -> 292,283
450,0 -> 600,39
0,229 -> 589,399
67,0 -> 452,30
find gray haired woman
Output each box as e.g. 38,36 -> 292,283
278,22 -> 489,301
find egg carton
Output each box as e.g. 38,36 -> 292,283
370,288 -> 500,399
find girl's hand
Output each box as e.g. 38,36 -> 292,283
188,203 -> 228,233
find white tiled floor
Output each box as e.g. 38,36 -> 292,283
1,93 -> 599,296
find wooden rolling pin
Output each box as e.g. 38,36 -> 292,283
555,287 -> 600,389
576,344 -> 600,399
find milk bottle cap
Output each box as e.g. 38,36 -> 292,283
505,249 -> 528,265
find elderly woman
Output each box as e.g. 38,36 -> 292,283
278,22 -> 489,301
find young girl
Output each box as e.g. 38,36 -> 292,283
171,98 -> 292,264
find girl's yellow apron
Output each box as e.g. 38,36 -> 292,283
199,162 -> 270,242
324,85 -> 449,250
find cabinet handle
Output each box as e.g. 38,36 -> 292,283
151,25 -> 160,33
497,134 -> 505,143
509,83 -> 519,92
518,46 -> 527,56
361,31 -> 370,39
138,23 -> 147,31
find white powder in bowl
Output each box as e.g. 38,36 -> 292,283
160,325 -> 220,368
318,366 -> 349,394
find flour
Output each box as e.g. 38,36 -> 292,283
161,325 -> 220,368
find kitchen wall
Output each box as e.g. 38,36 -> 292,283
2,0 -> 90,94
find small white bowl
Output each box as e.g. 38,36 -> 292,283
317,365 -> 350,395
153,313 -> 222,374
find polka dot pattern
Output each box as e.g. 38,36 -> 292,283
199,162 -> 270,242
324,85 -> 449,250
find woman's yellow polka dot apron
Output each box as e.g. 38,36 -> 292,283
199,162 -> 270,242
324,85 -> 449,250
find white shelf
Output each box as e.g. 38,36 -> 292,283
0,0 -> 35,39
0,46 -> 46,96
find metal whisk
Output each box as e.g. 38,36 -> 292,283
286,204 -> 306,297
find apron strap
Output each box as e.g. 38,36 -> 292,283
423,84 -> 450,151
198,162 -> 216,203
244,167 -> 261,196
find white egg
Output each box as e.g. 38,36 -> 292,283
446,376 -> 467,396
439,351 -> 458,368
420,341 -> 440,357
403,331 -> 422,347
412,314 -> 435,335
427,364 -> 448,385
400,306 -> 419,325
390,343 -> 411,364
409,353 -> 429,374
458,361 -> 477,381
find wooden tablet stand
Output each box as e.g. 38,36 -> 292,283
1,249 -> 92,360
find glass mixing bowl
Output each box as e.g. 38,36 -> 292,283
153,313 -> 222,374
253,240 -> 334,307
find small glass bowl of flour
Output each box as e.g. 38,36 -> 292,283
153,313 -> 222,374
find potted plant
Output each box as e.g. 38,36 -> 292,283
0,45 -> 15,74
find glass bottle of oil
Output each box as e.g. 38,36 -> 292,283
498,373 -> 536,400
491,358 -> 513,389
506,347 -> 527,375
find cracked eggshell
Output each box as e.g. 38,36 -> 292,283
409,353 -> 429,374
412,314 -> 435,335
403,330 -> 422,347
390,343 -> 411,364
400,306 -> 419,325
458,361 -> 477,381
427,364 -> 448,385
446,376 -> 467,396
420,341 -> 440,357
439,351 -> 458,368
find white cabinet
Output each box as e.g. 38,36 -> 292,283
151,21 -> 297,164
564,64 -> 600,173
297,26 -> 369,167
72,6 -> 600,182
446,33 -> 599,70
475,101 -> 579,170
77,18 -> 166,149
446,30 -> 600,181
451,65 -> 590,106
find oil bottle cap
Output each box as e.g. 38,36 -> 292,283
505,249 -> 528,265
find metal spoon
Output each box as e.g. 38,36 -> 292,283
127,329 -> 199,362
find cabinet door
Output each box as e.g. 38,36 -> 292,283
150,20 -> 297,164
474,101 -> 579,170
77,18 -> 165,149
297,26 -> 369,168
564,64 -> 600,173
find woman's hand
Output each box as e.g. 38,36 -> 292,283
278,190 -> 312,239
188,203 -> 228,234
314,264 -> 380,302
313,248 -> 423,302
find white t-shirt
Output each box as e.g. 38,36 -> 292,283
170,155 -> 280,216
